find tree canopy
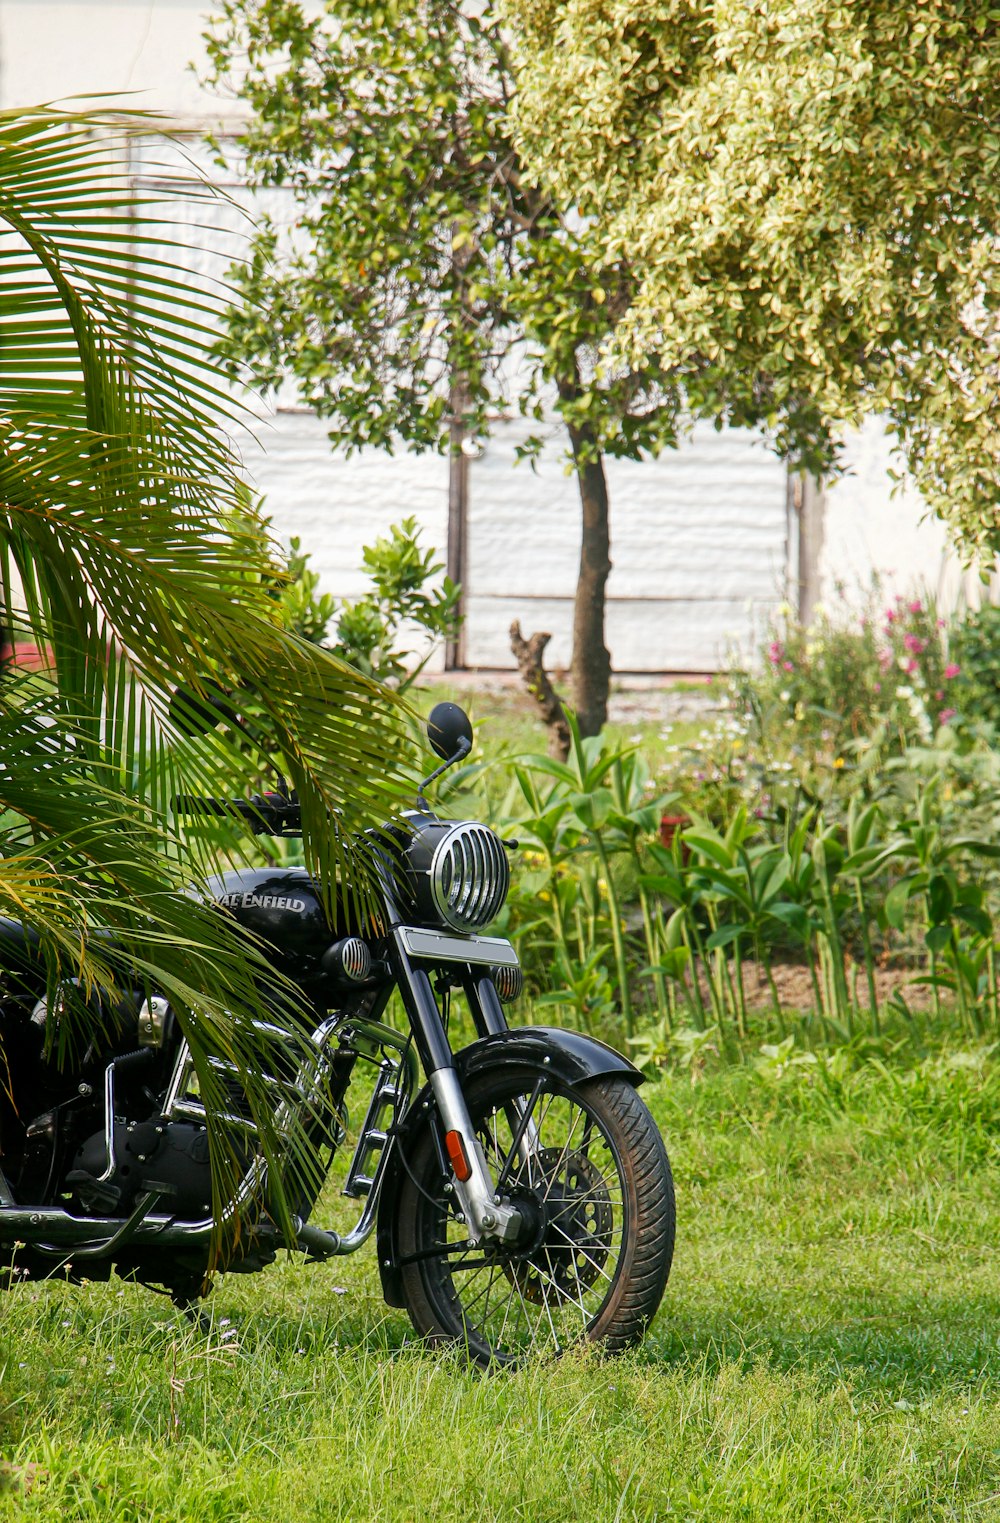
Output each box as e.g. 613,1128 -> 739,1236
204,0 -> 682,460
507,0 -> 1000,549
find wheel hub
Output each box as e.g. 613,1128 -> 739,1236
499,1145 -> 613,1304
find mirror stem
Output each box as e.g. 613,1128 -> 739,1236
416,736 -> 471,808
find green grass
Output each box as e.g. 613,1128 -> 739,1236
2,1031 -> 998,1520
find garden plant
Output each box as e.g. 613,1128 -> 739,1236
458,588 -> 1000,1063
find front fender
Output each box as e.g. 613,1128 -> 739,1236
375,1025 -> 642,1308
452,1025 -> 643,1092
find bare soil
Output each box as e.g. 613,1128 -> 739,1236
730,960 -> 934,1012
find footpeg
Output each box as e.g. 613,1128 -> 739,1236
65,1169 -> 121,1214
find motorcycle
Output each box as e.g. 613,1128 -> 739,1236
0,701 -> 674,1365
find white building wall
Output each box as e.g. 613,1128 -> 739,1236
237,408 -> 790,673
2,0 -> 965,671
821,421 -> 993,616
462,417 -> 788,670
0,1 -> 245,127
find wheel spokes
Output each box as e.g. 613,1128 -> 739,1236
428,1086 -> 626,1357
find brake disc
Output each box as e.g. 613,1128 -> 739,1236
503,1145 -> 614,1304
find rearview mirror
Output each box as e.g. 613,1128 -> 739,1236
169,682 -> 238,737
427,701 -> 473,762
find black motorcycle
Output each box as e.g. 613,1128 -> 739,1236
0,702 -> 674,1365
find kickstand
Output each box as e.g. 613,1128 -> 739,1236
171,1292 -> 213,1336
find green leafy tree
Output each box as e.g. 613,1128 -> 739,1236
276,516 -> 461,690
507,0 -> 1000,550
0,106 -> 411,1225
203,0 -> 688,743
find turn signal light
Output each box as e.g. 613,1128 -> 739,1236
490,964 -> 523,1003
320,936 -> 372,982
444,1129 -> 472,1182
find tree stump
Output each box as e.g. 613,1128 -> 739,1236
509,621 -> 571,760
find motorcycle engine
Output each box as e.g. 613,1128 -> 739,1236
69,1119 -> 221,1218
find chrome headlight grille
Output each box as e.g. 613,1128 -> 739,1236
428,822 -> 509,931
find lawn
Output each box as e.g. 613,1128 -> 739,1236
2,1021 -> 997,1521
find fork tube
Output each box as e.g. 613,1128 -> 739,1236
390,930 -> 505,1242
390,931 -> 454,1076
467,973 -> 509,1037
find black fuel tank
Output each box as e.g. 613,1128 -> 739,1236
206,868 -> 335,977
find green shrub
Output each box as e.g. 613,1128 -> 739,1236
950,602 -> 1000,731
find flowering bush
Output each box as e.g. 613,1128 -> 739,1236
730,587 -> 960,776
950,604 -> 1000,732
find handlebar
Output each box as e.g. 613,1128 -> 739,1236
172,791 -> 302,836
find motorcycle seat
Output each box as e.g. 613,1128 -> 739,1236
0,917 -> 40,956
0,918 -> 125,958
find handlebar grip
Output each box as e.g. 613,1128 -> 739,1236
171,793 -> 301,835
171,795 -> 243,817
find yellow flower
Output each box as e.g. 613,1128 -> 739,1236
834,757 -> 845,769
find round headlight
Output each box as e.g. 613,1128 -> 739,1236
406,819 -> 510,931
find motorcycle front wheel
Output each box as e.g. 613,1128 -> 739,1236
396,1068 -> 675,1366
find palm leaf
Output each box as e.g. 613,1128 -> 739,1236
0,106 -> 417,906
0,105 -> 421,1249
0,676 -> 327,1244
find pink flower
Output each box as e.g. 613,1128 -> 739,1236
908,600 -> 923,614
783,660 -> 794,671
873,682 -> 881,693
944,663 -> 960,679
903,633 -> 926,654
940,708 -> 957,724
937,618 -> 947,629
878,649 -> 892,671
767,641 -> 783,665
905,659 -> 918,674
935,689 -> 944,701
885,608 -> 897,624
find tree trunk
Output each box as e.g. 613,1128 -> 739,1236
558,379 -> 612,738
445,370 -> 469,670
509,374 -> 613,752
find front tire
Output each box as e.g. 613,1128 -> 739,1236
395,1068 -> 675,1366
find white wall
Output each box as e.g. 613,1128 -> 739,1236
462,417 -> 788,670
821,420 -> 994,618
0,1 -> 243,124
238,408 -> 790,673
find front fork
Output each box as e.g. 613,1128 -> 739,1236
390,931 -> 523,1245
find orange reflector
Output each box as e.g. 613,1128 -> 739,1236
445,1129 -> 472,1182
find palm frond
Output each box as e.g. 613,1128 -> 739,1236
0,107 -> 418,911
0,678 -> 328,1235
0,104 -> 422,1240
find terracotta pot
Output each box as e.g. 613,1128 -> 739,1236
659,813 -> 691,854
